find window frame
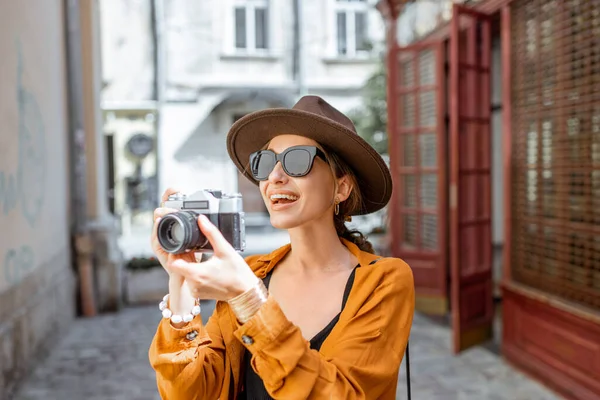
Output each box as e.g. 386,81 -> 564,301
333,0 -> 372,58
233,0 -> 270,54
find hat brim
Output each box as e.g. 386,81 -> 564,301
226,108 -> 392,215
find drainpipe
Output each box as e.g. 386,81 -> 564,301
152,0 -> 165,197
292,0 -> 306,96
64,0 -> 97,317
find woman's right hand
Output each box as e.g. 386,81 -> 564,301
151,188 -> 197,275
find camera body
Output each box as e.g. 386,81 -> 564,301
157,189 -> 246,254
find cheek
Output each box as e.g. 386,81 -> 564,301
298,171 -> 334,208
259,182 -> 267,197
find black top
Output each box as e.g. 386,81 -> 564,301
238,265 -> 359,400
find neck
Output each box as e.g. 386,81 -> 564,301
285,219 -> 354,272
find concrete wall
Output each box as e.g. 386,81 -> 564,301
0,0 -> 75,396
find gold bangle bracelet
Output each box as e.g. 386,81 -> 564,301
228,279 -> 268,324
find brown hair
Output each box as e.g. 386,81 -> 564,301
321,147 -> 375,254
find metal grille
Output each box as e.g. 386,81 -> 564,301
511,0 -> 600,310
398,48 -> 439,250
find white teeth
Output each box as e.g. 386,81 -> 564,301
270,194 -> 299,201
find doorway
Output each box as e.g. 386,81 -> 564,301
390,3 -> 504,354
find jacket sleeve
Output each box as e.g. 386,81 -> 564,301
233,259 -> 415,400
148,306 -> 227,400
148,254 -> 264,400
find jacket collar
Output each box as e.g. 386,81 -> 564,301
252,237 -> 380,278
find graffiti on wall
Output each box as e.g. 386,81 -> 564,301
3,246 -> 35,285
1,41 -> 47,286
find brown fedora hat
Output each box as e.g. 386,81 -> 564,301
226,95 -> 392,215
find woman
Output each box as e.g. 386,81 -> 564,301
148,95 -> 414,400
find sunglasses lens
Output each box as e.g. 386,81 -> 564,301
252,152 -> 276,180
284,149 -> 312,176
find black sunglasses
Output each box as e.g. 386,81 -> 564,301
249,145 -> 328,181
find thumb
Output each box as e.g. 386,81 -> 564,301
198,214 -> 234,256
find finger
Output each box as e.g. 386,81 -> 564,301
151,217 -> 160,243
153,207 -> 179,220
161,187 -> 182,202
151,218 -> 167,255
197,215 -> 234,256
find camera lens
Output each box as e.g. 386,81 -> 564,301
156,211 -> 207,254
170,223 -> 185,243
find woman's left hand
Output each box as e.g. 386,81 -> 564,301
167,214 -> 259,302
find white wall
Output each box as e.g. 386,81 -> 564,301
0,0 -> 71,293
99,0 -> 154,101
158,100 -> 237,196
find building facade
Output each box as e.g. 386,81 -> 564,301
380,0 -> 600,399
99,0 -> 386,241
0,1 -> 122,397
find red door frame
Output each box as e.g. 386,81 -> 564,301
391,39 -> 448,315
450,3 -> 494,353
501,2 -> 513,285
381,0 -> 498,351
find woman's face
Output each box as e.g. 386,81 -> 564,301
258,135 -> 346,230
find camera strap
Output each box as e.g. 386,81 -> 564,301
368,258 -> 411,400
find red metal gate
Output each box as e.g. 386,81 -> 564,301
449,4 -> 494,353
392,40 -> 448,315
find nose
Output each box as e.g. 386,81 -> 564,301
267,161 -> 288,184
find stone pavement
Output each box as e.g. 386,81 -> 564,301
394,313 -> 561,400
11,303 -> 562,400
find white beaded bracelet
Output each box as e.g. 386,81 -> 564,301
159,294 -> 201,324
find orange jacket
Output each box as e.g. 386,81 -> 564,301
148,238 -> 414,399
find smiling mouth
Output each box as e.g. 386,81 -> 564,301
269,194 -> 299,205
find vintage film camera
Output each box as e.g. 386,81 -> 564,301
156,190 -> 246,254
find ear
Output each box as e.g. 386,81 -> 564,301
335,175 -> 353,203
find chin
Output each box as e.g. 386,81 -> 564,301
269,213 -> 304,230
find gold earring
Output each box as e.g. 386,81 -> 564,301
334,199 -> 340,216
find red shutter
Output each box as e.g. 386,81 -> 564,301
449,4 -> 494,353
391,40 -> 448,315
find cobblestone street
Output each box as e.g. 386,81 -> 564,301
12,304 -> 562,400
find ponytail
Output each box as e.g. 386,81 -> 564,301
333,213 -> 374,254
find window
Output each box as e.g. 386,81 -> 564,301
335,0 -> 370,57
234,0 -> 269,52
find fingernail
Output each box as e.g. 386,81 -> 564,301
199,215 -> 208,223
156,217 -> 162,222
